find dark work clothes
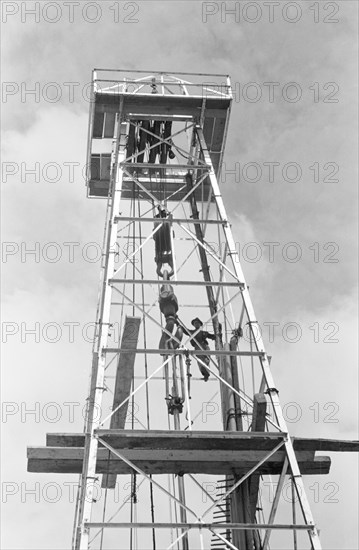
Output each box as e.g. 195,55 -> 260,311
180,327 -> 215,350
178,324 -> 215,380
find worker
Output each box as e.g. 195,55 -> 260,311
160,121 -> 175,164
136,120 -> 150,164
149,120 -> 162,163
176,317 -> 215,381
158,282 -> 183,354
153,207 -> 174,278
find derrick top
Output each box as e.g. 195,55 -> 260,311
86,69 -> 233,199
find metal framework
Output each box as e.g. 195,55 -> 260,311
27,70 -> 359,550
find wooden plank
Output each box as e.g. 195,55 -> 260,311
249,393 -> 267,520
45,430 -> 359,456
252,394 -> 267,431
27,455 -> 331,476
28,447 -> 314,463
102,316 -> 141,489
46,431 -> 287,451
293,438 -> 359,452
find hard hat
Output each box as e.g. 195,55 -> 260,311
191,317 -> 203,327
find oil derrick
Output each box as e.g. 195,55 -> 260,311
27,70 -> 358,550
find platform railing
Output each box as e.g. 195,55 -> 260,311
92,69 -> 232,99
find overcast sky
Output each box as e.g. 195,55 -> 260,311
1,1 -> 358,549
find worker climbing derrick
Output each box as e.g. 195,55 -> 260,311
153,206 -> 174,278
176,317 -> 216,381
158,274 -> 183,354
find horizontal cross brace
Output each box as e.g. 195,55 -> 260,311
110,279 -> 243,288
121,163 -> 208,171
126,114 -> 195,121
114,216 -> 227,225
102,348 -> 264,357
85,522 -> 312,531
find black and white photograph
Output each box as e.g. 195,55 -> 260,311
1,1 -> 358,549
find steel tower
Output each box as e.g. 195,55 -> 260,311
27,70 -> 358,550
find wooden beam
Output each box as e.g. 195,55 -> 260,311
249,393 -> 267,520
252,394 -> 267,431
293,438 -> 359,452
28,458 -> 330,476
45,431 -> 359,453
28,447 -> 315,462
102,316 -> 141,489
46,431 -> 287,450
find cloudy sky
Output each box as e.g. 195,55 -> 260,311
1,1 -> 358,549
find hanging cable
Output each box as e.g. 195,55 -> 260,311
138,197 -> 157,550
129,197 -> 137,550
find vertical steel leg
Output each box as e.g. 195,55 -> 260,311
196,124 -> 322,550
75,108 -> 126,549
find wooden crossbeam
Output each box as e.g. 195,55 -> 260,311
28,429 -> 347,477
44,430 -> 359,452
30,430 -> 357,476
46,431 -> 287,450
294,438 -> 359,452
102,316 -> 141,489
29,448 -> 315,462
27,447 -> 330,476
